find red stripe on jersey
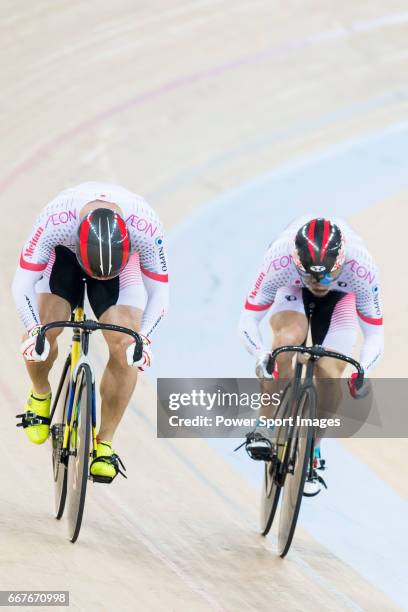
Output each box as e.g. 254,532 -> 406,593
308,219 -> 316,261
116,215 -> 130,268
141,266 -> 168,282
320,219 -> 330,261
79,214 -> 92,275
244,300 -> 272,311
357,311 -> 383,325
19,254 -> 47,271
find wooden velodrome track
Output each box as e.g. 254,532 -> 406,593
1,2 -> 407,610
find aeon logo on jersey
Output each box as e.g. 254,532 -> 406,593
24,226 -> 44,258
268,254 -> 293,272
126,214 -> 157,237
345,259 -> 375,284
249,272 -> 265,299
45,209 -> 77,227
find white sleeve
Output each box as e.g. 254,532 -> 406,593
12,211 -> 56,329
127,204 -> 169,338
12,268 -> 44,329
237,251 -> 277,357
358,318 -> 384,373
140,273 -> 169,338
352,253 -> 384,373
238,308 -> 269,357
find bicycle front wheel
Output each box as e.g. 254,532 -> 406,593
66,363 -> 93,543
51,355 -> 71,519
260,382 -> 292,536
277,385 -> 316,558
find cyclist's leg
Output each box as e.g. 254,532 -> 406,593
19,248 -> 81,444
24,293 -> 71,394
26,246 -> 81,394
86,253 -> 146,442
245,287 -> 308,459
269,287 -> 308,381
98,304 -> 143,441
258,287 -> 307,410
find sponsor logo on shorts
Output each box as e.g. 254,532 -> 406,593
338,281 -> 348,287
285,295 -> 297,301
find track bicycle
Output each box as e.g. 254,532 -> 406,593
17,282 -> 143,543
259,305 -> 364,558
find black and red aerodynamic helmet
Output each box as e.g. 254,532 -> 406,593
293,218 -> 345,282
76,208 -> 131,279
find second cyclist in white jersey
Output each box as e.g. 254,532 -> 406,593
238,216 -> 383,493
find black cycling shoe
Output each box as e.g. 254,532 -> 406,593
235,431 -> 273,461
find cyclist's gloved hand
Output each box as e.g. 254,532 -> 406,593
126,334 -> 152,370
255,352 -> 278,380
20,325 -> 50,362
348,372 -> 370,399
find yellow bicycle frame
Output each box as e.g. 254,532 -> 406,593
62,306 -> 97,456
70,306 -> 84,374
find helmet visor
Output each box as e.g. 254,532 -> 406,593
297,267 -> 342,286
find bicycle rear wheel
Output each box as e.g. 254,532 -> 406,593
260,382 -> 292,536
277,385 -> 316,558
66,363 -> 93,543
51,356 -> 71,519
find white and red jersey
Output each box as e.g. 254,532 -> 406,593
238,216 -> 384,373
12,182 -> 169,337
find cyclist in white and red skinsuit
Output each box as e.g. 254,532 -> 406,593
12,182 -> 169,481
238,215 -> 383,494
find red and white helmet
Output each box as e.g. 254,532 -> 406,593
76,208 -> 131,279
293,218 -> 345,282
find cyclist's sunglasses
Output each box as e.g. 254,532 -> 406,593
298,267 -> 342,286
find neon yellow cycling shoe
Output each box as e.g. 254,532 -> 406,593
16,389 -> 51,445
90,441 -> 127,483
